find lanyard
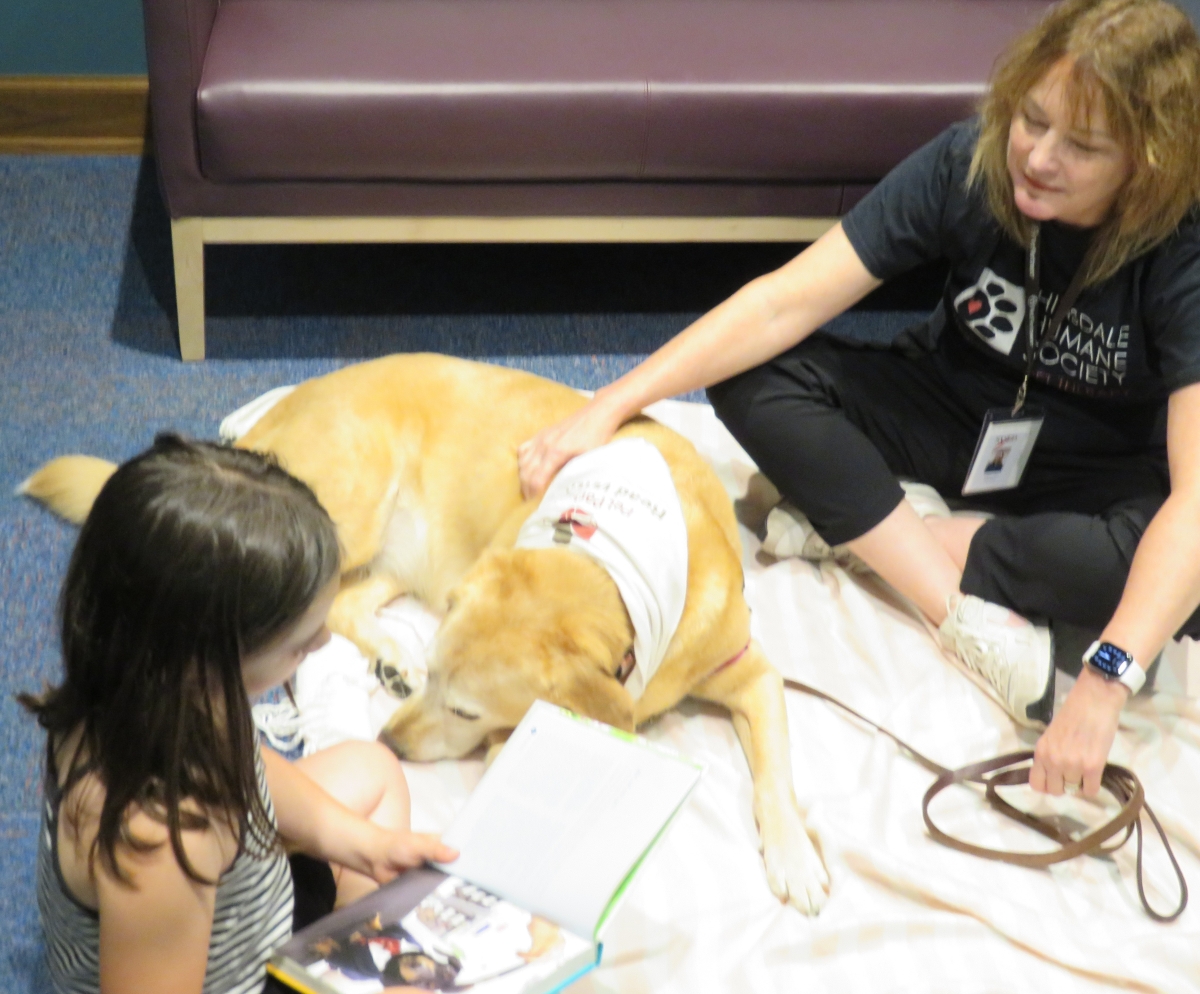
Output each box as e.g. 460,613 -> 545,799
1012,223 -> 1091,414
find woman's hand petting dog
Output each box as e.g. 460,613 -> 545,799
517,393 -> 625,500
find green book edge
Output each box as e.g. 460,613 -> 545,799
591,767 -> 701,940
558,706 -> 705,771
543,703 -> 702,942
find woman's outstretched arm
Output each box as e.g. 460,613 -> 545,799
517,222 -> 882,498
1031,381 -> 1200,798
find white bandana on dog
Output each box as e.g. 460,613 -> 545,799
515,438 -> 688,701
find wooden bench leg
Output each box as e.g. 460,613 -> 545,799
170,218 -> 206,361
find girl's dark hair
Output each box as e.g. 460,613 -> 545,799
20,433 -> 341,884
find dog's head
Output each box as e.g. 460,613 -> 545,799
379,547 -> 635,760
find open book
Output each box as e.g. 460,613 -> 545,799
268,700 -> 703,994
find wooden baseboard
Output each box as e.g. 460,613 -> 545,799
0,75 -> 149,154
198,215 -> 840,245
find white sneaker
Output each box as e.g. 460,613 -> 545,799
898,480 -> 952,520
761,481 -> 951,568
762,502 -> 837,560
251,699 -> 310,759
761,503 -> 874,574
938,594 -> 1055,727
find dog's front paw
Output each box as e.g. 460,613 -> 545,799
363,637 -> 425,699
762,819 -> 830,915
374,657 -> 414,698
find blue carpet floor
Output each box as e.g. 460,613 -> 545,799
0,153 -> 935,992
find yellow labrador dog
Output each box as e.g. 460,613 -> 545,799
22,353 -> 828,914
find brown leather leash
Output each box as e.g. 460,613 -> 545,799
782,676 -> 1188,922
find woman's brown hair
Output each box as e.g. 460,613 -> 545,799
20,434 -> 341,884
970,0 -> 1200,284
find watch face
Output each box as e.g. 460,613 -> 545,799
1088,642 -> 1133,678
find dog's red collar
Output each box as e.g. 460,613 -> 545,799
709,640 -> 751,678
617,640 -> 749,686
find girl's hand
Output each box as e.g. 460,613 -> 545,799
518,394 -> 626,500
1029,668 -> 1127,798
365,829 -> 458,885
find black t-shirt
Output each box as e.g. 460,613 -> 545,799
842,119 -> 1200,406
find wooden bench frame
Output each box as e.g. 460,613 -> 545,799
169,215 -> 839,360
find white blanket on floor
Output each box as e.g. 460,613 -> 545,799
238,392 -> 1200,994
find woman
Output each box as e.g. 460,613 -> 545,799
517,0 -> 1200,801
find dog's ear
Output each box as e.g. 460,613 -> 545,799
549,661 -> 635,733
543,621 -> 635,731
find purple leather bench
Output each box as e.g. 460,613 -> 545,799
144,0 -> 1051,358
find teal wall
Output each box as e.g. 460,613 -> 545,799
3,0 -> 1200,77
1,0 -> 146,74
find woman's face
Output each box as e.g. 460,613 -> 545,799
1007,56 -> 1132,228
241,578 -> 337,696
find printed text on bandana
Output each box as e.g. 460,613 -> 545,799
559,479 -> 670,522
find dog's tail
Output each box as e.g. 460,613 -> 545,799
16,456 -> 118,524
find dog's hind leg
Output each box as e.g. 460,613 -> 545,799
329,571 -> 423,698
692,641 -> 830,915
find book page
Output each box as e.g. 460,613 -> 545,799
437,701 -> 701,939
272,869 -> 594,994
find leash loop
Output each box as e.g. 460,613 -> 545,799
782,676 -> 1187,922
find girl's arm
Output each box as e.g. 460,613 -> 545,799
95,808 -> 232,994
517,222 -> 882,497
262,745 -> 456,883
1032,381 -> 1200,797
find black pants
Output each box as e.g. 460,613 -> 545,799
290,853 -> 337,931
264,855 -> 338,993
707,331 -> 1200,641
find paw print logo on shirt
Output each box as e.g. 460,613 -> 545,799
953,268 -> 1026,356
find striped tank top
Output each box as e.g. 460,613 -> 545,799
37,743 -> 295,994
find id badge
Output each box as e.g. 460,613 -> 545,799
962,407 -> 1044,496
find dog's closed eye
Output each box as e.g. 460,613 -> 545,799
449,706 -> 480,721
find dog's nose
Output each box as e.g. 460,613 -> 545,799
377,727 -> 406,759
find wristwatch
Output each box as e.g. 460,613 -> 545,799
1082,640 -> 1146,695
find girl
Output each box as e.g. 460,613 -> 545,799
20,434 -> 456,994
517,0 -> 1200,801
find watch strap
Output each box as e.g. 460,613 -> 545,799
1118,660 -> 1146,695
1084,640 -> 1146,695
